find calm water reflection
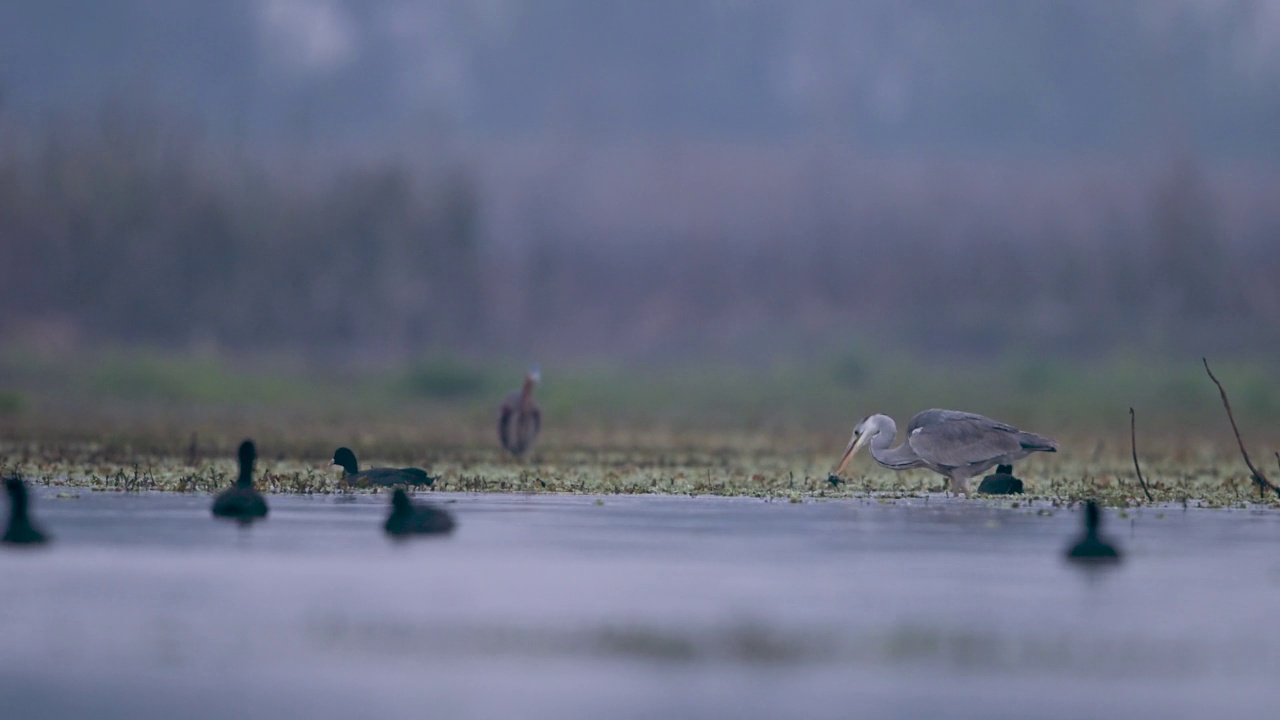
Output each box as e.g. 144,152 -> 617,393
2,492 -> 1277,719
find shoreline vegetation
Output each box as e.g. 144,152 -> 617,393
3,97 -> 1279,364
2,349 -> 1277,508
1,439 -> 1275,509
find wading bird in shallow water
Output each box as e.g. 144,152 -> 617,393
3,476 -> 49,545
1066,500 -> 1120,563
385,489 -> 455,537
499,367 -> 541,457
331,447 -> 434,488
832,409 -> 1057,495
212,440 -> 269,521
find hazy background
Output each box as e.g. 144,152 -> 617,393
1,1 -> 1279,435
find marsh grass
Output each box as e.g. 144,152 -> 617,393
1,431 -> 1275,509
2,348 -> 1278,507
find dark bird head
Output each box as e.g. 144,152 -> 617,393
5,476 -> 28,515
237,440 -> 256,486
4,475 -> 48,545
332,447 -> 359,474
1084,499 -> 1101,534
391,488 -> 412,514
239,440 -> 256,467
996,464 -> 1013,475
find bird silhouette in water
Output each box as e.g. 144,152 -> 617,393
331,447 -> 434,488
1066,500 -> 1120,562
4,476 -> 50,545
385,489 -> 455,537
211,440 -> 269,522
499,367 -> 541,457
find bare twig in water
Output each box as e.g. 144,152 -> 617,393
1203,358 -> 1280,498
1129,407 -> 1154,502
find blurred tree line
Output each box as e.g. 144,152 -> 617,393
0,105 -> 484,357
479,141 -> 1280,360
1,105 -> 1277,362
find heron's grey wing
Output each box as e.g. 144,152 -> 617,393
906,414 -> 1023,468
907,409 -> 1018,435
909,409 -> 1057,453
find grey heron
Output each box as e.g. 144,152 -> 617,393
212,440 -> 269,521
833,409 -> 1058,495
332,447 -> 435,487
4,476 -> 49,545
499,367 -> 542,457
385,489 -> 455,537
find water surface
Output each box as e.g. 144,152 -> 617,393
2,492 -> 1277,719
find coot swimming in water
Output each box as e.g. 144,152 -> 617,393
3,476 -> 49,545
385,489 -> 455,537
211,440 -> 269,521
1066,500 -> 1120,563
332,447 -> 434,488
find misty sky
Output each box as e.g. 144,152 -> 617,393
1,0 -> 1278,158
2,1 -> 1279,359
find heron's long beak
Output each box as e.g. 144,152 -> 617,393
833,433 -> 869,475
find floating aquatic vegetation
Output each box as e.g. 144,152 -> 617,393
0,430 -> 1276,508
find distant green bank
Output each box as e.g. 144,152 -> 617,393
1,346 -> 1277,437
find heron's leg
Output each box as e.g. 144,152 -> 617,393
950,472 -> 971,497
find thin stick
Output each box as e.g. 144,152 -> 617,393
1203,358 -> 1280,498
1129,407 -> 1154,502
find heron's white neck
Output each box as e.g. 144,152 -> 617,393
864,414 -> 920,470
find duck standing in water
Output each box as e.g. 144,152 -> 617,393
3,476 -> 49,545
1066,500 -> 1120,562
385,489 -> 455,537
499,367 -> 541,457
331,447 -> 434,488
212,440 -> 269,521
